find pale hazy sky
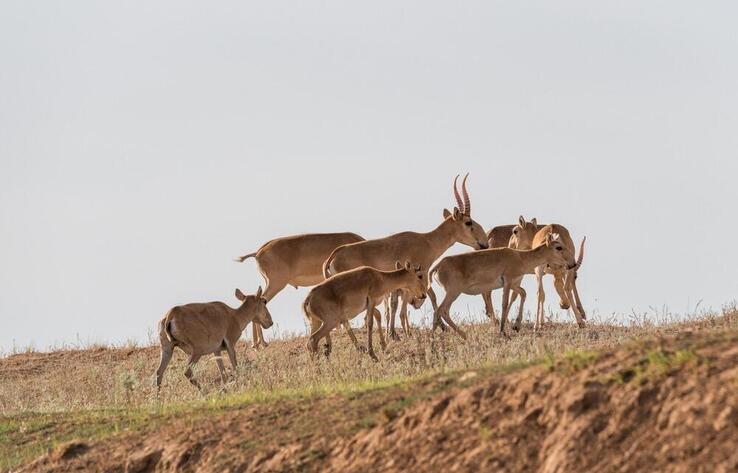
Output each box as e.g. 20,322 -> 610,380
1,1 -> 737,351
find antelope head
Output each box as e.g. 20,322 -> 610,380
396,260 -> 427,309
542,231 -> 577,271
235,286 -> 273,329
442,174 -> 489,250
509,215 -> 538,250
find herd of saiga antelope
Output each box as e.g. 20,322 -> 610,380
155,175 -> 586,390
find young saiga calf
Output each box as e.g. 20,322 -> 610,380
430,229 -> 576,338
485,217 -> 586,330
304,262 -> 427,361
155,287 -> 273,391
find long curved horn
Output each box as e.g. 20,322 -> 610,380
461,173 -> 471,215
453,175 -> 463,212
576,236 -> 586,269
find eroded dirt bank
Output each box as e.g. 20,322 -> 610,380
21,329 -> 738,473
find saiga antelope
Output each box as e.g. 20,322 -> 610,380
304,262 -> 427,361
486,217 -> 585,329
155,287 -> 273,391
430,230 -> 576,338
323,174 -> 489,339
235,232 -> 364,347
508,219 -> 586,330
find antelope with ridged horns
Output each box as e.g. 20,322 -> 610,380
430,229 -> 576,338
322,174 -> 489,338
155,287 -> 273,391
304,261 -> 427,361
235,232 -> 364,348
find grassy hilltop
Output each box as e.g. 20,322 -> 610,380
2,309 -> 738,472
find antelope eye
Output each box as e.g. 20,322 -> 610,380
465,221 -> 472,227
555,246 -> 562,251
513,228 -> 518,234
418,274 -> 423,279
261,298 -> 268,304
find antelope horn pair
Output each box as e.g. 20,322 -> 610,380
453,173 -> 471,216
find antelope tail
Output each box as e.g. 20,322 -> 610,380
164,319 -> 176,343
575,236 -> 586,270
234,252 -> 257,263
302,294 -> 315,329
429,265 -> 440,285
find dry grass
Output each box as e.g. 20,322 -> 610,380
2,307 -> 736,416
2,307 -> 737,471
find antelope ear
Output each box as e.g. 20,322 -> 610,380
531,218 -> 537,227
415,264 -> 421,272
453,207 -> 462,220
256,286 -> 263,299
443,208 -> 452,219
395,261 -> 403,270
519,215 -> 526,226
544,233 -> 552,245
404,260 -> 412,271
551,233 -> 560,241
235,288 -> 247,301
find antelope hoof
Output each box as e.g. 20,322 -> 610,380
559,302 -> 571,310
577,321 -> 587,329
322,344 -> 332,357
389,330 -> 401,341
580,309 -> 587,320
368,351 -> 379,362
500,331 -> 511,340
512,323 -> 521,332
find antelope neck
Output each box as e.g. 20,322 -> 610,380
516,246 -> 553,273
423,218 -> 460,262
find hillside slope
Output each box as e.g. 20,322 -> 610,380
17,323 -> 738,472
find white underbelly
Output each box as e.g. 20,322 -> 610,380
464,276 -> 504,295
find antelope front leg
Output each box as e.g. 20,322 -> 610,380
251,323 -> 262,349
553,272 -> 571,311
535,267 -> 546,331
224,339 -> 238,377
567,270 -> 587,327
512,286 -> 527,332
399,297 -> 411,337
373,308 -> 387,350
499,282 -> 512,339
214,350 -> 228,384
387,291 -> 401,341
365,298 -> 378,361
